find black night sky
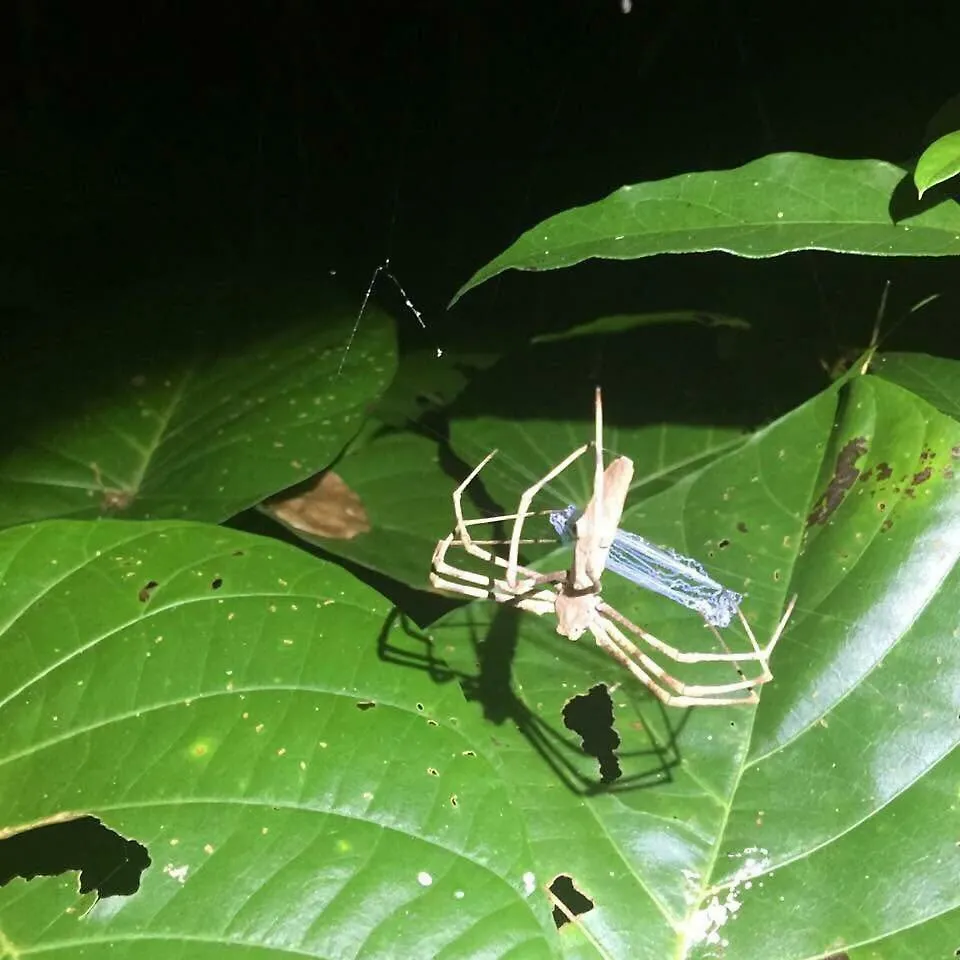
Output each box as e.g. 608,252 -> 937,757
2,1 -> 959,365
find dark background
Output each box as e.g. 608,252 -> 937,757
2,0 -> 959,375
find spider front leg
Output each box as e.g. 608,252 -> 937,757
505,442 -> 591,588
591,615 -> 763,707
599,595 -> 796,682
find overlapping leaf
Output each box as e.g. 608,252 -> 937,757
0,521 -> 556,958
876,351 -> 960,419
914,129 -> 960,197
453,154 -> 960,303
0,287 -> 396,529
263,349 -> 495,590
429,373 -> 960,958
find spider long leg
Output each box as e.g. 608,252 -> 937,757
506,442 -> 591,587
592,618 -> 761,707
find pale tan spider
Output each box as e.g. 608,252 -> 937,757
430,388 -> 796,707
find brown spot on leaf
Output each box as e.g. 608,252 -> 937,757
266,471 -> 371,540
881,518 -> 893,532
876,462 -> 893,480
859,468 -> 873,483
90,462 -> 136,514
101,488 -> 134,512
807,437 -> 869,526
138,580 -> 159,602
549,874 -> 594,929
951,444 -> 960,460
944,466 -> 955,480
736,521 -> 748,533
911,467 -> 932,486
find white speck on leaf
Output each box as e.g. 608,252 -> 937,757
417,871 -> 433,887
164,863 -> 189,884
685,849 -> 770,947
522,871 -> 536,896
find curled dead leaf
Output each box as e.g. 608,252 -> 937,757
267,471 -> 371,540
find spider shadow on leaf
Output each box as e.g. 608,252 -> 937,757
377,603 -> 688,794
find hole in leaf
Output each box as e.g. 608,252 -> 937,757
211,577 -> 223,590
427,767 -> 439,777
717,538 -> 730,549
549,874 -> 594,928
0,815 -> 150,898
356,700 -> 376,711
450,795 -> 458,807
138,580 -> 159,602
562,684 -> 621,783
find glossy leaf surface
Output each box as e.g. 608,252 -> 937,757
0,289 -> 396,529
0,521 -> 554,958
454,154 -> 960,302
914,129 -> 960,197
429,373 -> 960,958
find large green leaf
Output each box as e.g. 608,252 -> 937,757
875,351 -> 960,419
453,153 -> 960,303
0,521 -> 556,958
428,373 -> 960,957
0,285 -> 396,529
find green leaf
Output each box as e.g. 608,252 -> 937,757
530,310 -> 750,345
430,375 -> 960,957
0,288 -> 396,530
453,153 -> 960,303
263,426 -> 456,591
914,129 -> 960,197
875,351 -> 960,419
368,347 -> 499,430
261,349 -> 498,592
0,521 -> 557,958
442,326 -> 811,521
